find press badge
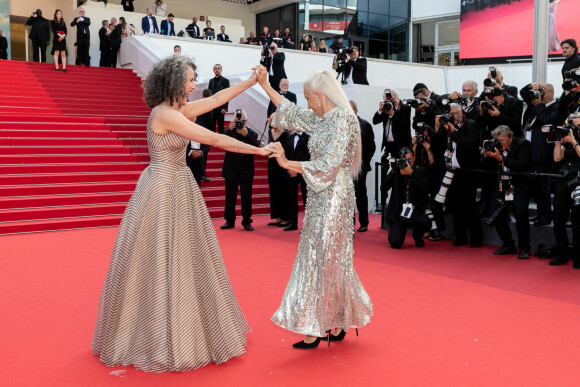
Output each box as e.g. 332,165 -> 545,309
501,175 -> 514,201
401,203 -> 414,219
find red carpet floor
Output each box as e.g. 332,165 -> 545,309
1,214 -> 580,386
460,0 -> 580,58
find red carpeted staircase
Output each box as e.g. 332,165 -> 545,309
0,61 -> 271,235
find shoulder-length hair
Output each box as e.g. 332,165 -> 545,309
143,55 -> 197,108
53,9 -> 64,24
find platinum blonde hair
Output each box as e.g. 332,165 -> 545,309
304,70 -> 361,178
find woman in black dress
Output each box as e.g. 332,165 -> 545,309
266,113 -> 290,227
300,34 -> 312,51
51,9 -> 67,72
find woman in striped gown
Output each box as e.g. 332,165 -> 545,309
92,55 -> 269,372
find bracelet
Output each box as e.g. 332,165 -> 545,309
575,143 -> 580,148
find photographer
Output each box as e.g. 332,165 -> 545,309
329,36 -> 345,54
221,109 -> 259,232
434,104 -> 483,247
549,114 -> 580,269
343,47 -> 369,85
483,67 -> 518,98
260,43 -> 286,92
383,147 -> 431,249
442,80 -> 480,121
478,86 -> 523,138
411,83 -> 443,129
373,89 -> 411,215
521,82 -> 560,225
483,125 -> 531,259
27,9 -> 50,63
559,69 -> 580,119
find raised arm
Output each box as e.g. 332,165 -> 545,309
154,108 -> 269,157
179,74 -> 255,119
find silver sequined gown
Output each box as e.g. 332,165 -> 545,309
271,99 -> 373,337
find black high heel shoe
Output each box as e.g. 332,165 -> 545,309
292,336 -> 323,349
327,328 -> 359,342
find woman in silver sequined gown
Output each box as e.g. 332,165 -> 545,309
260,69 -> 373,348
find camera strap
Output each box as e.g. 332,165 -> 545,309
498,160 -> 514,201
401,177 -> 414,219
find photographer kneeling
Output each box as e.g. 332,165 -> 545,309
549,114 -> 580,269
383,147 -> 431,249
483,125 -> 531,258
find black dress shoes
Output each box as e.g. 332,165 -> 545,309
415,238 -> 425,248
243,223 -> 254,231
278,222 -> 289,227
518,250 -> 530,259
220,222 -> 234,230
357,226 -> 368,232
493,245 -> 517,255
267,221 -> 281,226
452,240 -> 467,247
548,257 -> 569,266
534,217 -> 551,226
292,337 -> 323,349
283,223 -> 298,231
201,175 -> 210,182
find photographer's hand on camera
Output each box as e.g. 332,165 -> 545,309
483,140 -> 503,162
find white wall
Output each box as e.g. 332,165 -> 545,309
412,0 -> 460,21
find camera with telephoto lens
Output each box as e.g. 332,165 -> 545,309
522,88 -> 544,103
485,198 -> 506,226
434,168 -> 455,204
402,98 -> 426,109
439,113 -> 454,125
416,133 -> 428,144
484,138 -> 502,153
260,45 -> 271,69
564,169 -> 580,207
333,47 -> 354,74
562,67 -> 580,91
383,92 -> 394,112
541,124 -> 572,142
481,99 -> 498,113
483,66 -> 499,87
234,109 -> 244,130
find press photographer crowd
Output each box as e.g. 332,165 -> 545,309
15,5 -> 580,271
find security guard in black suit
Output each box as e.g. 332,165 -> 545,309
282,130 -> 310,231
220,110 -> 258,231
208,64 -> 230,134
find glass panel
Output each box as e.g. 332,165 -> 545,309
355,0 -> 368,12
390,0 -> 410,19
373,0 -> 389,15
388,18 -> 408,43
347,11 -> 367,37
369,39 -> 387,60
390,40 -> 408,62
368,13 -> 388,38
437,21 -> 459,46
437,52 -> 452,67
325,0 -> 347,7
347,0 -> 359,10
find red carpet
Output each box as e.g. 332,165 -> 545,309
460,0 -> 580,58
1,214 -> 579,386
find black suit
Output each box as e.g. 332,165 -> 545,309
522,99 -> 559,221
267,90 -> 296,119
562,54 -> 580,80
98,27 -> 111,67
109,24 -> 122,68
382,165 -> 431,248
502,83 -> 518,99
354,116 -> 376,228
27,15 -> 50,62
71,16 -> 91,66
344,57 -> 369,85
478,94 -> 523,139
260,52 -> 287,92
268,130 -> 290,221
439,118 -> 483,245
221,126 -> 258,226
559,90 -> 580,122
194,109 -> 214,179
123,0 -> 134,12
186,23 -> 201,38
284,132 -> 310,226
489,137 -> 532,250
217,33 -> 231,42
0,35 -> 8,60
186,141 -> 209,186
208,76 -> 230,133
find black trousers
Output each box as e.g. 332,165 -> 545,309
267,166 -> 288,220
530,161 -> 552,220
552,180 -> 580,259
110,44 -> 120,68
446,172 -> 482,244
99,48 -> 111,67
187,158 -> 203,186
77,37 -> 90,66
224,174 -> 253,226
388,212 -> 431,249
31,40 -> 47,62
211,110 -> 225,134
354,171 -> 370,227
287,175 -> 307,224
491,182 -> 530,250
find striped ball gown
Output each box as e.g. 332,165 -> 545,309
92,105 -> 250,372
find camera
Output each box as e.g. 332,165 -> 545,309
234,109 -> 244,130
383,100 -> 393,113
439,113 -> 454,125
541,124 -> 571,142
563,67 -> 580,80
484,78 -> 499,87
481,99 -> 498,113
260,44 -> 271,69
416,133 -> 428,144
434,169 -> 455,204
522,88 -> 544,103
485,199 -> 506,226
484,138 -> 502,153
563,80 -> 579,91
402,98 -> 426,109
396,158 -> 409,170
415,121 -> 432,135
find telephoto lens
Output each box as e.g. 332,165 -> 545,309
435,169 -> 455,204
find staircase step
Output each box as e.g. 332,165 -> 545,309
0,215 -> 124,235
0,192 -> 133,210
0,181 -> 138,196
0,162 -> 147,174
0,130 -> 119,138
0,171 -> 142,185
0,203 -> 129,222
0,154 -> 140,163
0,146 -> 135,155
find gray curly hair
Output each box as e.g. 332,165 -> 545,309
143,55 -> 197,108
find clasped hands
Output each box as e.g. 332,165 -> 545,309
263,142 -> 288,167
